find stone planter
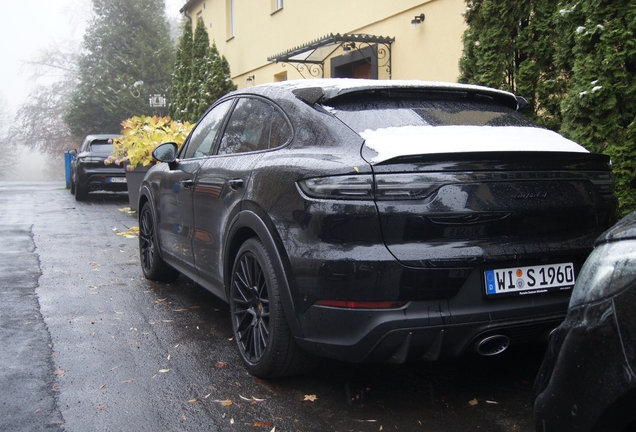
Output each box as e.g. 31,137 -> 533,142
125,164 -> 151,211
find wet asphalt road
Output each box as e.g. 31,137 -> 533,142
0,181 -> 545,432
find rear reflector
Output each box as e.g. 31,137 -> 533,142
314,300 -> 407,309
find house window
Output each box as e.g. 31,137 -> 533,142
226,0 -> 234,39
271,0 -> 283,12
274,71 -> 287,82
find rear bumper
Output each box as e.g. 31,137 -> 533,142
77,167 -> 128,192
295,298 -> 566,363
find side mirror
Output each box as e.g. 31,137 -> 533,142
153,142 -> 179,163
516,96 -> 528,111
68,149 -> 77,157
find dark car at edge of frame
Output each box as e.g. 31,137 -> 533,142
533,210 -> 636,432
70,134 -> 127,201
137,79 -> 618,378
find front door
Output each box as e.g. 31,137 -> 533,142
156,100 -> 234,278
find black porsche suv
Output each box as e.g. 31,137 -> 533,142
70,134 -> 126,201
138,79 -> 618,377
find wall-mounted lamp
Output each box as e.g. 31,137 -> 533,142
410,13 -> 425,30
246,75 -> 255,84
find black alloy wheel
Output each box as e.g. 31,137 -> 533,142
230,238 -> 318,378
139,202 -> 179,281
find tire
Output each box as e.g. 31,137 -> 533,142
70,178 -> 75,194
230,238 -> 318,378
75,183 -> 88,201
139,202 -> 180,281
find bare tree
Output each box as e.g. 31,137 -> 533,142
10,44 -> 81,157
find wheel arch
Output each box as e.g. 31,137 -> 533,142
137,185 -> 168,264
225,206 -> 304,338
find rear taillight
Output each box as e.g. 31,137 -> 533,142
589,172 -> 615,196
314,300 -> 408,309
298,171 -> 615,201
298,173 -> 464,201
298,175 -> 374,199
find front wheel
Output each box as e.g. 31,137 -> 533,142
139,202 -> 179,281
230,238 -> 318,378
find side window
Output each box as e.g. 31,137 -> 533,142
182,100 -> 233,159
217,98 -> 292,155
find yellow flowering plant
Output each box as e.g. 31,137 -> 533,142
105,115 -> 194,170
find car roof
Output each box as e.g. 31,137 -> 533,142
83,134 -> 120,141
243,79 -> 522,110
596,210 -> 636,244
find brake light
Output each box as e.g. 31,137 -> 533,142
314,300 -> 407,309
299,171 -> 615,201
298,175 -> 374,199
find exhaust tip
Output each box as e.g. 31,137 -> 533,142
476,335 -> 510,356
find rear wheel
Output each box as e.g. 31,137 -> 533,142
75,183 -> 88,201
70,178 -> 75,194
139,202 -> 180,281
230,238 -> 318,378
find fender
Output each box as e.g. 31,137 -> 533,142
225,209 -> 304,339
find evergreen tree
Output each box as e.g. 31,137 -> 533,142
459,1 -> 562,128
199,43 -> 237,116
558,0 -> 636,216
64,0 -> 175,138
171,19 -> 237,123
169,19 -> 193,121
185,17 -> 210,123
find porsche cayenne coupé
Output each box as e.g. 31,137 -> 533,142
137,79 -> 617,377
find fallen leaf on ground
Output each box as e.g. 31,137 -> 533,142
159,369 -> 170,373
188,398 -> 198,403
303,394 -> 317,402
468,398 -> 478,406
97,403 -> 108,411
213,399 -> 233,406
216,362 -> 228,368
486,400 -> 499,404
253,421 -> 274,428
239,394 -> 265,402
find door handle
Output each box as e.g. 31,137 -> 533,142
180,179 -> 194,189
228,178 -> 244,190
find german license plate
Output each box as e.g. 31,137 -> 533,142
110,177 -> 127,183
484,263 -> 575,297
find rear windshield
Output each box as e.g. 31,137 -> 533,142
323,97 -> 536,133
90,143 -> 115,154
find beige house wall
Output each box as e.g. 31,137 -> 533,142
182,0 -> 467,89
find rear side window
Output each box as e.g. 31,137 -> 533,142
324,97 -> 536,133
217,97 -> 292,155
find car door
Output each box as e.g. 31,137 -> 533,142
155,99 -> 234,278
191,96 -> 292,298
